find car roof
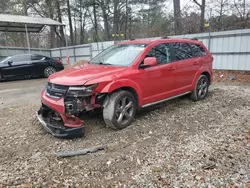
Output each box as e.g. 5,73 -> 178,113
118,38 -> 203,45
10,54 -> 48,57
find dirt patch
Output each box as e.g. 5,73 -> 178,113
0,81 -> 250,187
213,70 -> 250,83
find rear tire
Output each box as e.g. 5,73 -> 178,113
190,75 -> 209,101
103,90 -> 136,130
44,66 -> 56,78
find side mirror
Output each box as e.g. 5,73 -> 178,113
140,57 -> 157,68
7,60 -> 13,66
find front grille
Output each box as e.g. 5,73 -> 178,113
46,82 -> 69,99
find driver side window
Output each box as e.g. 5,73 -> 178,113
146,43 -> 172,65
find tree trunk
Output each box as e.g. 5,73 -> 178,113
113,0 -> 119,42
74,11 -> 77,45
67,0 -> 74,45
200,0 -> 206,32
100,0 -> 110,41
45,0 -> 56,48
193,0 -> 206,32
102,9 -> 110,41
173,0 -> 182,34
242,0 -> 246,29
50,26 -> 56,48
56,0 -> 66,47
79,0 -> 84,44
93,1 -> 98,42
22,0 -> 28,15
80,12 -> 86,44
124,0 -> 128,39
129,16 -> 132,39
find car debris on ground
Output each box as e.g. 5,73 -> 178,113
0,79 -> 250,187
56,145 -> 107,158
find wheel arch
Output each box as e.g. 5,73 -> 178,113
100,79 -> 143,107
192,68 -> 212,89
111,87 -> 139,109
0,71 -> 3,80
201,71 -> 211,85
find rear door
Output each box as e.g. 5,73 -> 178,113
1,54 -> 32,78
31,55 -> 49,76
190,43 -> 211,67
169,42 -> 202,93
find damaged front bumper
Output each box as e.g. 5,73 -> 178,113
37,89 -> 107,138
37,90 -> 85,138
36,111 -> 84,138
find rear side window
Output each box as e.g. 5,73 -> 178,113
190,44 -> 206,57
146,43 -> 172,64
172,43 -> 192,60
32,55 -> 45,60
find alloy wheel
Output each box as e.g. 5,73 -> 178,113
115,96 -> 134,125
45,67 -> 56,77
197,77 -> 208,98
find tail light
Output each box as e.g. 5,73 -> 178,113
56,59 -> 62,64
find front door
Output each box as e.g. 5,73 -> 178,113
132,43 -> 176,105
2,54 -> 32,78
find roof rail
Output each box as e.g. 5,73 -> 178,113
191,37 -> 198,40
130,38 -> 135,41
161,36 -> 169,39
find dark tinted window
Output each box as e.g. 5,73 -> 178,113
32,55 -> 45,60
190,44 -> 206,57
146,43 -> 172,64
12,54 -> 31,62
173,43 -> 192,60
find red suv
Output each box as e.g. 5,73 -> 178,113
37,38 -> 213,138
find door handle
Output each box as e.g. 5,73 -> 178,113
167,66 -> 175,71
193,61 -> 199,65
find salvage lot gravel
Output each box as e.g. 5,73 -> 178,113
0,78 -> 250,187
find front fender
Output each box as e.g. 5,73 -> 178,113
100,79 -> 143,106
191,67 -> 212,89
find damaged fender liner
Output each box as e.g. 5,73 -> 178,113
37,105 -> 84,138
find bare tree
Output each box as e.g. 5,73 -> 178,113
56,0 -> 66,47
193,0 -> 206,32
124,0 -> 128,39
45,0 -> 56,48
113,0 -> 119,42
79,0 -> 88,44
233,0 -> 249,29
93,0 -> 99,42
67,0 -> 74,45
173,0 -> 182,34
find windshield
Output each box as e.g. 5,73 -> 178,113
90,44 -> 147,66
0,57 -> 10,64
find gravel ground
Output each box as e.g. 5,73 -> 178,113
0,79 -> 250,187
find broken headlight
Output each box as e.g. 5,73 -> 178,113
66,84 -> 98,97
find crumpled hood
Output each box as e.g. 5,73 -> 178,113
48,64 -> 127,86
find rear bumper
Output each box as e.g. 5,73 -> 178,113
36,111 -> 84,138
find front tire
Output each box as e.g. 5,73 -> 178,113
103,90 -> 136,130
44,66 -> 56,78
190,75 -> 209,101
